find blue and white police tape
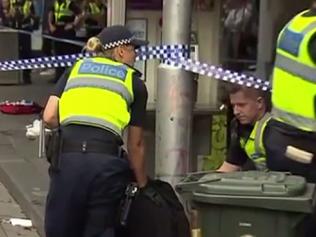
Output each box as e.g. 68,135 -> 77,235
0,45 -> 188,70
0,53 -> 93,70
0,44 -> 271,91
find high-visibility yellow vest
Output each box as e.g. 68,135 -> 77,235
88,2 -> 102,15
54,0 -> 73,24
59,57 -> 135,137
240,113 -> 271,170
10,0 -> 32,17
23,0 -> 32,16
272,10 -> 316,132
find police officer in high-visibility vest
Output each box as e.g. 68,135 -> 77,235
218,85 -> 271,172
8,0 -> 37,84
263,1 -> 316,184
83,0 -> 106,39
43,25 -> 149,237
48,0 -> 83,83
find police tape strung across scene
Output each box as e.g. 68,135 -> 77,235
0,44 -> 271,91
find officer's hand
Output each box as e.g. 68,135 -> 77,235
139,179 -> 163,207
64,23 -> 74,30
138,180 -> 147,188
82,11 -> 89,18
9,8 -> 16,17
49,24 -> 56,33
139,179 -> 152,194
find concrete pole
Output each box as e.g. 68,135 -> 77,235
107,0 -> 126,26
155,0 -> 194,186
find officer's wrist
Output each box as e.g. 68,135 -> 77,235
138,180 -> 147,189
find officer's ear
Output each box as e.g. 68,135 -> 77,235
116,46 -> 125,59
256,96 -> 264,109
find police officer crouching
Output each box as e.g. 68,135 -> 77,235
217,84 -> 271,173
43,25 -> 149,237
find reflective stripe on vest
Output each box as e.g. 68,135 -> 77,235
10,0 -> 16,8
54,0 -> 73,23
59,57 -> 134,137
61,116 -> 121,136
10,0 -> 32,17
274,53 -> 316,84
272,107 -> 316,131
272,11 -> 316,132
89,2 -> 101,14
23,0 -> 32,16
244,113 -> 271,170
64,77 -> 133,105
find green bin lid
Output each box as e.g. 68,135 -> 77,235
176,171 -> 306,197
176,171 -> 316,213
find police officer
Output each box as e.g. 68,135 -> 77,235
264,0 -> 316,184
218,85 -> 271,172
9,0 -> 36,84
48,0 -> 83,83
43,25 -> 149,237
82,0 -> 106,39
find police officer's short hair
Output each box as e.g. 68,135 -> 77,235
227,84 -> 264,98
226,84 -> 272,111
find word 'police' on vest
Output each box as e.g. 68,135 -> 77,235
79,61 -> 127,80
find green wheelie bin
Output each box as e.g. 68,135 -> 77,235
176,171 -> 316,237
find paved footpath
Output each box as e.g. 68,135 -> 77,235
0,182 -> 40,237
0,73 -> 52,236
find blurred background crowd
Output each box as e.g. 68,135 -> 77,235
0,0 -> 107,83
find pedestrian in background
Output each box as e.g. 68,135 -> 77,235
48,0 -> 83,83
8,0 -> 38,84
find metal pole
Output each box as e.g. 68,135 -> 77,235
38,119 -> 45,159
155,0 -> 194,186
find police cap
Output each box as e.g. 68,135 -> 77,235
97,25 -> 149,50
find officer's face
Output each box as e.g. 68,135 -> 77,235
230,90 -> 263,125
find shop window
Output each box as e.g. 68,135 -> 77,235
220,0 -> 260,72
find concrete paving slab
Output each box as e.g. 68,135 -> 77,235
1,223 -> 39,237
0,135 -> 10,145
0,160 -> 47,237
0,203 -> 24,219
0,182 -> 40,237
0,75 -> 52,237
0,145 -> 16,157
0,226 -> 7,237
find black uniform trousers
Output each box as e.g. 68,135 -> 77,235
45,152 -> 131,237
18,32 -> 32,84
42,37 -> 53,57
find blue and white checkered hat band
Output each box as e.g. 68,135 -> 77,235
103,38 -> 133,50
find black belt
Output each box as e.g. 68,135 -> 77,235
62,140 -> 124,157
